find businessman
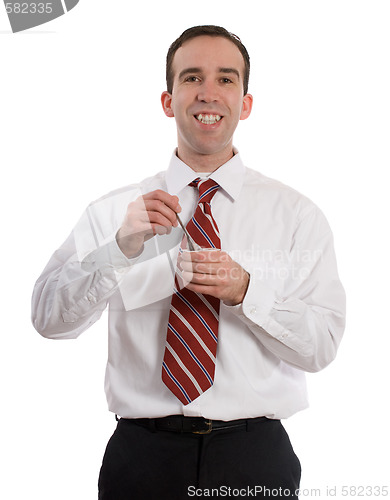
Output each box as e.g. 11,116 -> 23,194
32,25 -> 346,499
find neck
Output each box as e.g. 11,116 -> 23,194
176,147 -> 234,173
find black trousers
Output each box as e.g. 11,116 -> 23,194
98,417 -> 301,499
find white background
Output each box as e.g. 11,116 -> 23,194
1,1 -> 389,498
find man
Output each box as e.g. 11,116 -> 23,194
32,25 -> 346,499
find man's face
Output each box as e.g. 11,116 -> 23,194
161,36 -> 253,170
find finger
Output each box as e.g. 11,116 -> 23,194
181,271 -> 219,285
151,224 -> 172,236
180,261 -> 216,275
185,282 -> 221,297
146,209 -> 177,230
144,198 -> 180,228
126,210 -> 173,237
143,190 -> 182,214
181,249 -> 224,263
125,209 -> 169,235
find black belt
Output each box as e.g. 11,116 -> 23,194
119,415 -> 269,435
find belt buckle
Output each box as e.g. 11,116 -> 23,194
193,419 -> 213,434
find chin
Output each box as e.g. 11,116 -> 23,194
192,139 -> 231,156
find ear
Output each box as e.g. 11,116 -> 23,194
161,91 -> 174,118
240,93 -> 253,121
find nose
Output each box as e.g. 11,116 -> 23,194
197,80 -> 219,103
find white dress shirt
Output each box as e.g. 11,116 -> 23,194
32,151 -> 346,420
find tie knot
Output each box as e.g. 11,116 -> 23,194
190,178 -> 220,204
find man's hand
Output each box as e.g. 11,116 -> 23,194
116,190 -> 181,258
179,250 -> 250,306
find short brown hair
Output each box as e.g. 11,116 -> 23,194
166,25 -> 250,95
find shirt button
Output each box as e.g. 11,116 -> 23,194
87,294 -> 96,304
250,306 -> 257,315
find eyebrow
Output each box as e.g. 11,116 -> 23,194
219,68 -> 241,80
178,67 -> 241,81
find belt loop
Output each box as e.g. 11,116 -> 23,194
246,416 -> 268,431
148,418 -> 157,433
115,414 -> 120,422
246,419 -> 254,432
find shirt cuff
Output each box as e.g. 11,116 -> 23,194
81,236 -> 138,272
225,274 -> 276,326
225,275 -> 291,342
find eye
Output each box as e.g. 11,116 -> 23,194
185,76 -> 200,83
221,78 -> 233,84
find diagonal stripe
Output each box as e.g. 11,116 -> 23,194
172,287 -> 218,351
168,316 -> 215,367
166,336 -> 215,390
199,185 -> 219,202
162,361 -> 192,404
199,204 -> 220,238
196,294 -> 219,320
165,343 -> 203,393
163,349 -> 203,402
191,216 -> 218,247
175,289 -> 218,343
168,322 -> 213,384
170,305 -> 216,362
190,204 -> 220,238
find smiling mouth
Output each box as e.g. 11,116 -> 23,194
195,114 -> 222,125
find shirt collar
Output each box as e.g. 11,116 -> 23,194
165,148 -> 245,201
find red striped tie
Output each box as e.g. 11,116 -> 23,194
162,178 -> 220,405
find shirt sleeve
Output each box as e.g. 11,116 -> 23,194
227,204 -> 346,373
31,198 -> 136,340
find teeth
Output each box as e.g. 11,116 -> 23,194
196,114 -> 222,124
